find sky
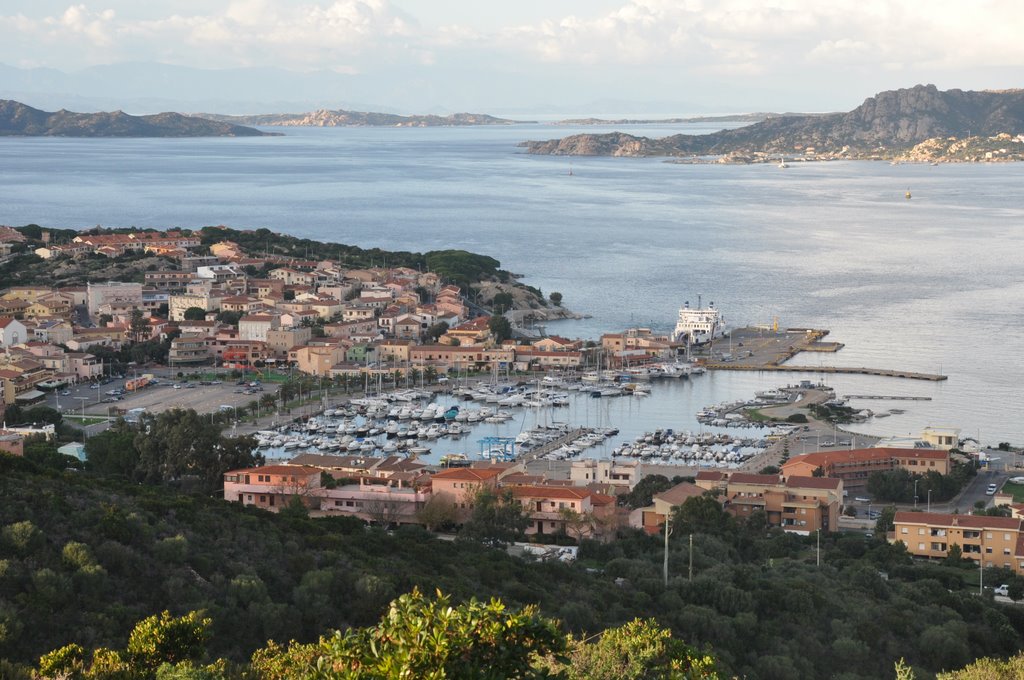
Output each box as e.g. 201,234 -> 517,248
1,0 -> 1022,113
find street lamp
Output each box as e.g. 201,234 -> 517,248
914,479 -> 919,509
927,489 -> 932,513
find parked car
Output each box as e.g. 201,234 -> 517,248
995,584 -> 1010,597
987,483 -> 998,495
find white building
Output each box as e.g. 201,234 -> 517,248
86,282 -> 143,316
0,317 -> 28,347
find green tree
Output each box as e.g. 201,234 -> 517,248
182,307 -> 207,321
251,589 -> 564,680
488,315 -> 513,344
548,291 -> 563,307
85,423 -> 140,478
214,311 -> 241,326
492,292 -> 514,313
545,618 -> 720,679
617,474 -> 675,509
673,495 -> 732,536
425,321 -> 449,342
130,309 -> 150,343
460,487 -> 528,547
416,492 -> 457,531
875,506 -> 897,534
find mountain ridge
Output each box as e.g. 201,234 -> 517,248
0,100 -> 275,137
522,85 -> 1024,159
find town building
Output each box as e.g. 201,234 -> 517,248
892,511 -> 1024,572
86,282 -> 143,316
722,473 -> 843,534
781,448 -> 951,490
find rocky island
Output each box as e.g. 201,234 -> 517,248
522,85 -> 1024,163
200,109 -> 529,127
0,100 -> 274,137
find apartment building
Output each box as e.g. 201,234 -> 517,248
86,282 -> 143,316
892,511 -> 1024,573
781,448 -> 950,491
723,473 -> 843,534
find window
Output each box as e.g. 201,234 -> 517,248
987,532 -> 993,539
259,495 -> 266,502
986,547 -> 993,554
918,528 -> 925,535
1005,533 -> 1012,541
901,527 -> 908,534
1004,548 -> 1011,555
918,543 -> 926,550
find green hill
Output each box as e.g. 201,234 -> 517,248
3,453 -> 1024,678
0,100 -> 275,137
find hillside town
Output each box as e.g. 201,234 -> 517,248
2,225 -> 1023,580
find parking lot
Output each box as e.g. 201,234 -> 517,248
49,376 -> 278,419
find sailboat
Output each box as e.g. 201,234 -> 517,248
568,164 -> 574,176
777,157 -> 789,169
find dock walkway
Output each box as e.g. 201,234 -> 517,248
704,363 -> 947,381
520,428 -> 589,463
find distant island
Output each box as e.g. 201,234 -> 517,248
551,112 -> 817,125
200,109 -> 530,127
0,100 -> 274,137
523,85 -> 1024,163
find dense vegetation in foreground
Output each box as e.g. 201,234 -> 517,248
4,454 -> 1024,679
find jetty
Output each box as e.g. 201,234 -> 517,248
843,394 -> 933,401
520,428 -> 589,463
703,363 -> 947,381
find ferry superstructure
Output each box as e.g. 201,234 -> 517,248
673,299 -> 726,345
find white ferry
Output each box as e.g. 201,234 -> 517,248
673,299 -> 726,345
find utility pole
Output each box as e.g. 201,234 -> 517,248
816,528 -> 821,567
663,513 -> 671,587
688,533 -> 694,582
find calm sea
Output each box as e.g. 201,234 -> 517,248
3,123 -> 1023,446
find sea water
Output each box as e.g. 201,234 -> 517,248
2,123 -> 1023,444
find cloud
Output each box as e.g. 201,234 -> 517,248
1,0 -> 1023,106
1,1 -> 419,69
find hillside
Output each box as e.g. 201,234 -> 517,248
3,454 -> 1024,678
0,100 -> 275,137
523,85 -> 1024,160
200,109 -> 528,127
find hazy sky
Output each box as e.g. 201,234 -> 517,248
2,1 -> 1022,111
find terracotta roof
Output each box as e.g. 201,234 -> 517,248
653,481 -> 706,505
785,475 -> 841,490
288,453 -> 378,469
499,473 -> 547,486
225,464 -> 320,476
894,511 -> 1023,531
729,473 -> 780,486
509,485 -> 591,500
784,447 -> 948,469
430,467 -> 502,481
695,470 -> 727,482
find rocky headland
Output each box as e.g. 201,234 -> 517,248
522,85 -> 1024,162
